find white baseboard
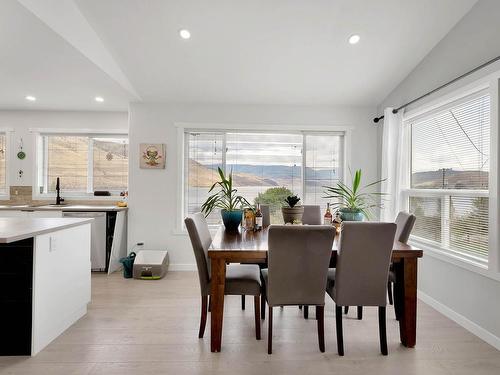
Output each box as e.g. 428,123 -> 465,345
418,290 -> 500,350
169,263 -> 197,271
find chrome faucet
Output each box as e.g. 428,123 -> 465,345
55,177 -> 64,205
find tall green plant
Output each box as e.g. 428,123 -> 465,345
201,167 -> 251,217
323,169 -> 385,219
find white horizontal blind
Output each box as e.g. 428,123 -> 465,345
0,134 -> 6,194
304,134 -> 344,207
408,93 -> 490,259
184,130 -> 344,225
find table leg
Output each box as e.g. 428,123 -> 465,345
395,257 -> 418,347
210,258 -> 226,352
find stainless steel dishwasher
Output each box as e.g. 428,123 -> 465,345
63,212 -> 107,271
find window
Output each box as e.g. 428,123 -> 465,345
185,130 -> 344,225
404,92 -> 490,260
0,133 -> 6,195
37,134 -> 128,196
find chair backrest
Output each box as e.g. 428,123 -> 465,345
395,211 -> 416,244
260,204 -> 271,227
334,222 -> 396,307
267,225 -> 335,306
184,213 -> 212,296
302,205 -> 322,225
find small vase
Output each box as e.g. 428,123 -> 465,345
221,209 -> 243,231
339,208 -> 364,221
281,206 -> 305,224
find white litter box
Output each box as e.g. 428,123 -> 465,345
132,250 -> 169,280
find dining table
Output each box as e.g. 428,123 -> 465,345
208,225 -> 423,353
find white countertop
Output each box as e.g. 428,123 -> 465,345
0,204 -> 127,212
0,218 -> 94,243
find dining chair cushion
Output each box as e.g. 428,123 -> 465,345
395,211 -> 416,244
301,205 -> 322,225
266,225 -> 335,306
219,264 -> 262,296
328,222 -> 396,307
185,213 -> 212,296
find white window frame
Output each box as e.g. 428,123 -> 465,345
31,128 -> 128,200
174,122 -> 353,234
0,128 -> 13,200
400,73 -> 500,277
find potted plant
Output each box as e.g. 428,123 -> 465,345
201,167 -> 251,231
323,169 -> 385,221
281,195 -> 304,224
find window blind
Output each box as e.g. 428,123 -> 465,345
408,93 -> 490,259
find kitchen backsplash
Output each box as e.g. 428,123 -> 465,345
6,186 -> 122,206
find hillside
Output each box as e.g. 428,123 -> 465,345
188,159 -> 278,187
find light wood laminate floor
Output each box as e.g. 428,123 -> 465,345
1,271 -> 499,374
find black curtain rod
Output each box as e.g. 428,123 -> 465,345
373,55 -> 500,123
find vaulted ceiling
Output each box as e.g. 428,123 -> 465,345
1,0 -> 478,111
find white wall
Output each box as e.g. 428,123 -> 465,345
128,103 -> 378,268
0,110 -> 128,188
378,0 -> 500,348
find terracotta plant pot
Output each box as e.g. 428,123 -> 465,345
281,206 -> 305,224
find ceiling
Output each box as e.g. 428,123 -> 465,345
1,0 -> 478,111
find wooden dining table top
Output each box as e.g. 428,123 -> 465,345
208,225 -> 423,261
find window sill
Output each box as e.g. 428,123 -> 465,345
410,238 -> 500,283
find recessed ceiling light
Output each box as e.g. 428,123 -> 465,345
95,96 -> 104,102
348,34 -> 361,45
179,29 -> 191,39
25,95 -> 36,101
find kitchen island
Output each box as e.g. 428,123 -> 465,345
0,218 -> 93,356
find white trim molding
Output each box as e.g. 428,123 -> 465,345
418,290 -> 500,350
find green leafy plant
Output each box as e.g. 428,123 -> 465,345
323,169 -> 385,219
284,195 -> 301,208
201,167 -> 251,217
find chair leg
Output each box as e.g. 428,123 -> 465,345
303,305 -> 309,319
388,282 -> 393,305
241,295 -> 245,310
335,305 -> 344,356
268,306 -> 273,354
316,306 -> 325,352
344,306 -> 349,314
254,296 -> 261,340
357,306 -> 363,320
198,296 -> 208,338
208,295 -> 211,312
379,306 -> 388,355
261,293 -> 266,320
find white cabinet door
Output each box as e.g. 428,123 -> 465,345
31,224 -> 91,355
27,210 -> 63,218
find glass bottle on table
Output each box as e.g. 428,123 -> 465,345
255,203 -> 263,230
323,202 -> 333,225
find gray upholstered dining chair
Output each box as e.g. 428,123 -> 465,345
260,204 -> 271,227
299,204 -> 322,319
185,213 -> 262,340
344,211 -> 417,319
301,205 -> 322,225
388,211 -> 416,315
326,222 -> 396,355
261,225 -> 335,354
